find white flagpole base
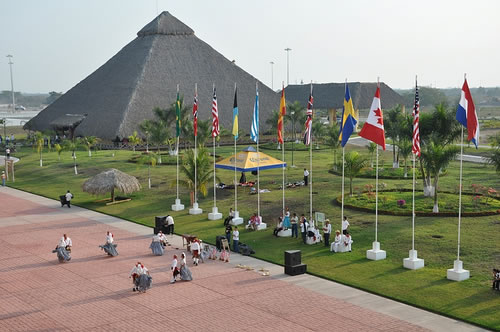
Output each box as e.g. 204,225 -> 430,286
366,241 -> 386,261
447,260 -> 470,281
171,199 -> 184,211
189,202 -> 203,215
230,210 -> 244,225
208,206 -> 222,220
403,250 -> 425,270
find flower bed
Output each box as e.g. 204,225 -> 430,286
335,189 -> 500,217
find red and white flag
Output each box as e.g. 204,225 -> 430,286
303,87 -> 313,145
359,85 -> 386,150
211,86 -> 219,137
412,80 -> 420,156
193,86 -> 198,137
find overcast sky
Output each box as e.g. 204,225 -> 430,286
1,0 -> 499,93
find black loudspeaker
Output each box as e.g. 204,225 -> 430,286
216,235 -> 226,250
154,227 -> 161,234
285,250 -> 301,266
155,216 -> 166,228
285,264 -> 307,276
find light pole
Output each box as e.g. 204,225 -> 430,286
291,111 -> 295,167
6,55 -> 15,111
284,48 -> 292,86
270,61 -> 274,90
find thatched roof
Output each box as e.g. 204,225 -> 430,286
25,11 -> 280,139
49,114 -> 87,130
82,168 -> 141,195
284,82 -> 404,110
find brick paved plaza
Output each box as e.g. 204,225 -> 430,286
0,188 -> 483,331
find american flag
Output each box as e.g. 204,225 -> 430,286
412,79 -> 420,156
211,86 -> 219,137
303,89 -> 313,145
193,86 -> 198,137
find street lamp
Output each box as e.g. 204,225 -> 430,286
270,61 -> 274,90
284,48 -> 292,86
6,55 -> 15,111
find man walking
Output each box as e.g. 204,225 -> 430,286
323,219 -> 331,247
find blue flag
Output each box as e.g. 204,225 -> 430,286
250,85 -> 259,143
339,83 -> 357,147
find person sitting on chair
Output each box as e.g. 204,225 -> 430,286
248,213 -> 261,231
331,230 -> 342,252
343,232 -> 353,252
224,208 -> 235,226
273,217 -> 284,237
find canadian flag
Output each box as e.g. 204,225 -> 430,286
359,85 -> 386,150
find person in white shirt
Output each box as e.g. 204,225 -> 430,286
300,215 -> 309,244
232,226 -> 239,253
130,262 -> 151,292
171,254 -> 180,283
344,233 -> 353,252
191,238 -> 201,266
157,230 -> 168,247
166,215 -> 174,235
150,233 -> 164,256
331,230 -> 342,252
303,168 -> 309,186
61,190 -> 73,208
323,219 -> 332,247
342,216 -> 350,235
99,231 -> 118,256
53,233 -> 72,262
179,252 -> 193,281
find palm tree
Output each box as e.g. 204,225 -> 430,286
178,147 -> 216,203
195,119 -> 212,147
265,109 -> 280,135
487,134 -> 500,173
128,131 -> 142,152
420,142 -> 459,212
398,139 -> 413,178
139,121 -> 153,153
344,151 -> 367,196
144,120 -> 170,164
34,132 -> 44,167
63,139 -> 83,175
83,136 -> 100,157
312,121 -> 326,148
137,152 -> 158,189
325,123 -> 341,167
384,105 -> 404,168
286,101 -> 306,143
366,142 -> 377,168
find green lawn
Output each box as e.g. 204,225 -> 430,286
4,145 -> 500,330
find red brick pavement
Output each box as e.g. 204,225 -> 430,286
0,191 -> 428,331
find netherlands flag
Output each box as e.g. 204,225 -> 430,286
456,78 -> 479,148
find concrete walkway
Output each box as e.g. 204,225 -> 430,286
0,186 -> 485,331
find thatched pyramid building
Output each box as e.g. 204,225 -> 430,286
26,12 -> 279,139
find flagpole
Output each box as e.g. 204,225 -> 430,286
235,135 -> 237,212
172,84 -> 184,211
257,82 -> 261,219
194,84 -> 198,207
309,82 -> 313,224
375,145 -> 379,243
213,135 -> 216,209
341,147 -> 345,227
457,126 -> 464,262
412,153 -> 415,251
282,123 -> 285,218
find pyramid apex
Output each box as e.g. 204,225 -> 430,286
137,11 -> 194,37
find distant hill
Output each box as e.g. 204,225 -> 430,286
395,86 -> 500,108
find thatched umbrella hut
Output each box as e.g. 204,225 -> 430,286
82,168 -> 141,202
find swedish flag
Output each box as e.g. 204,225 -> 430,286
339,83 -> 357,147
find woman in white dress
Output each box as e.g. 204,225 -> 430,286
179,252 -> 193,281
52,234 -> 72,262
99,231 -> 118,256
150,233 -> 164,256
